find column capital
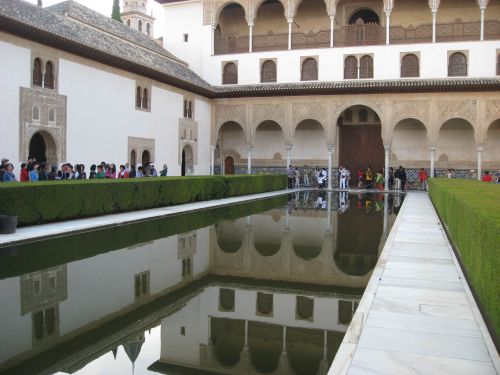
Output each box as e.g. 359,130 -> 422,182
286,144 -> 293,151
327,144 -> 334,152
428,0 -> 440,12
476,145 -> 485,152
383,0 -> 394,14
287,17 -> 294,24
429,146 -> 436,152
384,143 -> 391,151
247,21 -> 254,27
477,0 -> 489,10
247,145 -> 253,151
211,23 -> 218,30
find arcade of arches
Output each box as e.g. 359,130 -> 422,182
212,93 -> 500,185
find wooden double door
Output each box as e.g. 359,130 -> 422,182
339,124 -> 384,177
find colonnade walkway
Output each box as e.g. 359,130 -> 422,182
330,192 -> 499,374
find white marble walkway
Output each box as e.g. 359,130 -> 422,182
330,192 -> 499,375
0,189 -> 294,246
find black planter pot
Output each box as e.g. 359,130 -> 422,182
0,215 -> 18,234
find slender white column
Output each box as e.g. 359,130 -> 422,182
327,192 -> 332,231
247,146 -> 252,175
210,144 -> 215,175
385,12 -> 390,45
287,19 -> 293,50
432,10 -> 437,42
330,16 -> 335,47
480,7 -> 485,41
477,146 -> 483,180
430,147 -> 436,177
384,144 -> 390,190
282,326 -> 287,351
249,23 -> 253,52
286,145 -> 292,169
244,320 -> 249,347
327,145 -> 333,189
323,330 -> 328,358
211,24 -> 216,55
383,193 -> 389,233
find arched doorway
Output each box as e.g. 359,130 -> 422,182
141,150 -> 150,166
348,9 -> 380,25
224,156 -> 235,175
181,145 -> 194,176
29,131 -> 57,164
338,106 -> 384,179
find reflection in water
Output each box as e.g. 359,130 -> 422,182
0,192 -> 399,375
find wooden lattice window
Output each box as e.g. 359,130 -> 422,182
138,20 -> 142,32
448,52 -> 467,77
359,108 -> 368,122
188,101 -> 193,118
359,55 -> 373,78
183,99 -> 188,117
344,56 -> 358,79
401,54 -> 419,77
142,88 -> 149,109
301,58 -> 318,81
136,86 -> 142,108
44,61 -> 54,89
33,58 -> 43,87
223,62 -> 238,84
261,60 -> 277,83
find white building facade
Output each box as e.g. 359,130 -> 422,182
0,0 -> 499,183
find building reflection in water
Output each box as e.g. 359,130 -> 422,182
0,192 -> 400,375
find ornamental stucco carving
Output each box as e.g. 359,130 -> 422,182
391,100 -> 429,126
252,103 -> 286,128
485,99 -> 500,126
292,102 -> 327,128
437,99 -> 476,125
214,104 -> 247,135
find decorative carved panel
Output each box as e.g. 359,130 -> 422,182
391,100 -> 429,125
292,102 -> 327,128
437,100 -> 476,125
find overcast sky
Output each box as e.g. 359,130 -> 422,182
26,0 -> 165,38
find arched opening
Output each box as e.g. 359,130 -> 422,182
292,120 -> 326,163
252,213 -> 284,256
338,105 -> 384,177
260,59 -> 277,83
401,54 -> 419,77
484,120 -> 500,169
359,55 -> 373,79
211,318 -> 245,368
253,121 -> 286,167
224,156 -> 235,175
216,219 -> 245,253
142,150 -> 150,166
293,0 -> 330,49
256,292 -> 273,315
287,327 -> 323,375
44,61 -> 54,89
29,131 -> 57,165
392,119 -> 428,168
130,149 -> 137,165
222,62 -> 238,84
181,145 -> 194,176
301,58 -> 318,81
142,88 -> 149,109
253,0 -> 288,51
138,20 -> 143,32
215,3 -> 248,54
348,9 -> 380,25
146,23 -> 151,36
344,56 -> 358,79
136,86 -> 142,108
437,119 -> 475,169
127,19 -> 131,26
448,52 -> 467,77
33,58 -> 42,87
248,322 -> 282,373
218,121 -> 246,173
334,193 -> 382,276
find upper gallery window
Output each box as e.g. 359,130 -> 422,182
401,54 -> 420,77
261,60 -> 277,83
301,58 -> 318,81
448,52 -> 467,77
222,62 -> 238,84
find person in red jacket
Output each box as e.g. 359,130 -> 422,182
482,171 -> 493,182
418,168 -> 428,190
20,162 -> 29,182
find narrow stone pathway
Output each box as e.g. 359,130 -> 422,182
330,192 -> 499,375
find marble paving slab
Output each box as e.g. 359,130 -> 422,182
329,192 -> 499,375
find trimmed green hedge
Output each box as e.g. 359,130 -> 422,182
0,175 -> 286,226
429,178 -> 500,336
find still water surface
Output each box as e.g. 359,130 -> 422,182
0,191 -> 404,375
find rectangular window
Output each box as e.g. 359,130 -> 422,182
183,34 -> 189,42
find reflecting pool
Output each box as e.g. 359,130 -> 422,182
0,191 -> 404,375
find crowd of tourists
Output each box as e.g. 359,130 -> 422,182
0,157 -> 169,182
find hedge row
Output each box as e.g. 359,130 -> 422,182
0,175 -> 286,226
0,195 -> 288,279
428,178 -> 500,336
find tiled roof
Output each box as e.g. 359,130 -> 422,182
214,78 -> 500,98
0,0 -> 214,96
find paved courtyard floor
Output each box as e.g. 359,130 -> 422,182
330,192 -> 499,375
